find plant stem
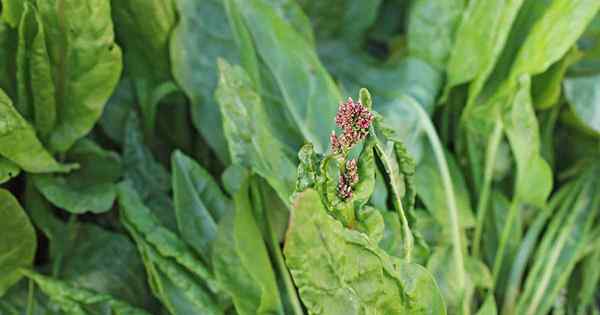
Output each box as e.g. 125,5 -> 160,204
473,118 -> 503,258
408,98 -> 467,292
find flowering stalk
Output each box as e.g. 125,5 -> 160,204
329,97 -> 373,201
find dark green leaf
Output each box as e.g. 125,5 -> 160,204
21,269 -> 152,315
564,73 -> 600,134
170,0 -> 236,163
33,139 -> 122,214
408,0 -> 465,71
172,150 -> 232,258
212,178 -> 284,315
0,189 -> 36,296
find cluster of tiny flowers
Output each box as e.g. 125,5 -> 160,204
330,98 -> 374,155
338,159 -> 359,200
328,97 -> 373,200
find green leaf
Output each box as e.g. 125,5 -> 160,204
415,147 -> 475,231
476,295 -> 497,315
0,88 -> 76,173
0,279 -> 54,314
564,73 -> 600,134
16,3 -> 56,140
0,189 -> 36,296
111,0 -> 176,133
57,221 -> 159,310
172,150 -> 232,258
408,0 -> 465,71
0,158 -> 19,184
32,139 -> 122,214
216,60 -> 297,202
508,0 -> 600,81
228,0 -> 342,153
531,47 -> 581,110
352,137 -> 375,208
502,76 -> 552,207
296,0 -> 380,41
284,189 -> 446,315
21,269 -> 152,315
444,0 -> 525,97
34,0 -> 123,153
0,0 -> 23,27
170,0 -> 236,163
99,78 -> 135,144
118,181 -> 225,314
0,21 -> 17,99
370,118 -> 416,260
122,111 -> 177,230
212,178 -> 284,315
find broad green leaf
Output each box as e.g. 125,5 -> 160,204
212,178 -> 284,315
229,0 -> 342,153
16,3 -> 55,139
320,42 -> 442,114
531,48 -> 581,110
32,139 -> 122,214
172,150 -> 231,258
0,88 -> 76,173
297,0 -> 381,41
444,0 -> 525,97
508,0 -> 600,81
408,0 -> 465,71
502,76 -> 552,207
0,189 -> 36,296
123,111 -> 177,230
55,222 -> 159,310
216,60 -> 296,202
262,0 -> 315,44
35,0 -> 123,153
477,0 -> 600,104
21,269 -> 151,315
0,158 -> 19,184
284,189 -> 446,315
170,0 -> 236,163
118,181 -> 224,314
111,0 -> 176,133
563,73 -> 600,134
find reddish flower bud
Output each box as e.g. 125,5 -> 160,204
333,97 -> 373,149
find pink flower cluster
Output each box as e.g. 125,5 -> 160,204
328,97 -> 373,201
338,159 -> 359,200
330,98 -> 373,155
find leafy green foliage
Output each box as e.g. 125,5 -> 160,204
0,189 -> 36,296
284,189 -> 446,315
